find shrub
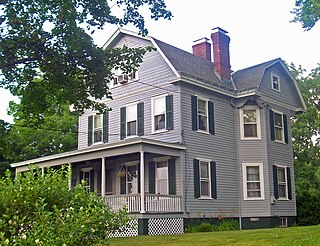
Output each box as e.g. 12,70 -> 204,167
0,166 -> 130,245
185,220 -> 239,233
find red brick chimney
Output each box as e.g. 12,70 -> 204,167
211,27 -> 231,80
192,38 -> 212,61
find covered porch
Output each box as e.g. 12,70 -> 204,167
11,138 -> 185,214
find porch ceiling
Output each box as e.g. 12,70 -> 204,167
11,138 -> 185,172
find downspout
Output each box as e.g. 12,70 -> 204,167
234,104 -> 242,229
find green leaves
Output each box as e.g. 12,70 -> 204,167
0,0 -> 172,117
291,0 -> 320,30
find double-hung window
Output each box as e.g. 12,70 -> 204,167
193,159 -> 217,199
270,110 -> 288,144
191,95 -> 215,135
151,94 -> 173,133
240,106 -> 261,139
271,73 -> 281,92
126,165 -> 138,194
120,102 -> 144,139
243,163 -> 264,200
273,165 -> 292,200
88,112 -> 109,146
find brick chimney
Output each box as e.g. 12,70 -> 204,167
211,27 -> 231,80
192,37 -> 212,61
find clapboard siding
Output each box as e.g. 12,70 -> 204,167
265,103 -> 296,216
258,64 -> 303,109
179,83 -> 239,216
237,106 -> 270,217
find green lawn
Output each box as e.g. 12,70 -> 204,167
109,225 -> 320,246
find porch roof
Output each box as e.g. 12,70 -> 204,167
11,138 -> 186,172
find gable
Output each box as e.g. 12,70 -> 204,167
257,62 -> 306,111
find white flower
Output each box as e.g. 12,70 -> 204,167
81,225 -> 84,228
35,238 -> 40,244
4,239 -> 9,244
21,234 -> 26,239
80,206 -> 83,210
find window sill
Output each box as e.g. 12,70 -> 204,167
152,129 -> 168,134
243,197 -> 265,201
125,135 -> 139,140
271,88 -> 281,93
274,140 -> 286,144
276,198 -> 289,201
196,130 -> 210,135
240,137 -> 262,141
198,197 -> 213,200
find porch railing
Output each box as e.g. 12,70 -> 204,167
105,194 -> 182,213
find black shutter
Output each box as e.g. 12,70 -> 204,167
273,165 -> 279,199
149,162 -> 155,194
120,107 -> 126,140
193,159 -> 200,198
120,176 -> 126,194
287,167 -> 292,200
137,164 -> 141,193
270,110 -> 275,141
103,112 -> 109,143
168,159 -> 176,195
88,115 -> 93,146
191,95 -> 198,130
79,171 -> 84,185
166,95 -> 174,130
208,101 -> 215,135
137,102 -> 144,136
210,161 -> 217,199
90,170 -> 94,192
283,114 -> 288,144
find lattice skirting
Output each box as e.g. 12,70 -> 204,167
108,218 -> 138,238
148,218 -> 184,235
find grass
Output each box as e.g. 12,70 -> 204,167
109,224 -> 320,246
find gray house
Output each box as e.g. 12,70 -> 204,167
11,28 -> 306,236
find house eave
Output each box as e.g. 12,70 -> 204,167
11,138 -> 186,170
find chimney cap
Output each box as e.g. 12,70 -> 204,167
193,37 -> 210,45
211,27 -> 228,35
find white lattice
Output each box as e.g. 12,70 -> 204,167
108,218 -> 138,238
148,218 -> 184,235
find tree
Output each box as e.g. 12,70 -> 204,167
1,101 -> 78,166
291,0 -> 320,30
0,167 -> 130,245
0,0 -> 172,118
0,120 -> 11,175
290,63 -> 320,225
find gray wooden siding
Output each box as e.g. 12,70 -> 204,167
265,103 -> 296,216
78,34 -> 180,150
179,83 -> 239,217
258,64 -> 303,109
237,106 -> 270,217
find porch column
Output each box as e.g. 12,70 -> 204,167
41,167 -> 45,177
101,157 -> 106,197
140,151 -> 146,213
68,163 -> 72,190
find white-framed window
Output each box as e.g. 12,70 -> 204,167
198,98 -> 208,132
111,69 -> 138,87
80,167 -> 93,191
277,165 -> 288,199
152,95 -> 166,132
274,111 -> 284,142
279,217 -> 288,227
240,106 -> 261,140
126,165 -> 138,194
93,114 -> 102,143
200,160 -> 211,198
156,161 -> 168,195
126,103 -> 137,137
243,163 -> 265,200
271,73 -> 281,92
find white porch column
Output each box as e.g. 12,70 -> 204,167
41,167 -> 45,177
140,151 -> 146,213
68,163 -> 72,190
101,157 -> 106,197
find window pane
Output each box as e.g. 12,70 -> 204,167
272,76 -> 280,90
278,168 -> 286,182
247,166 -> 260,181
201,181 -> 210,196
127,104 -> 137,122
244,124 -> 257,137
198,99 -> 207,115
278,184 -> 286,198
243,109 -> 257,123
156,179 -> 168,194
198,115 -> 207,131
154,114 -> 165,131
127,166 -> 138,194
247,190 -> 261,197
275,127 -> 283,141
127,121 -> 136,136
247,182 -> 260,190
94,115 -> 102,128
274,113 -> 283,127
94,129 -> 102,142
154,96 -> 165,115
200,162 -> 209,178
156,161 -> 168,195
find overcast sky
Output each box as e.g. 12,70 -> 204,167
1,0 -> 319,123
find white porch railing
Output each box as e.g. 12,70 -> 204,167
105,194 -> 182,213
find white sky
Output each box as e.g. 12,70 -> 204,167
1,0 -> 319,123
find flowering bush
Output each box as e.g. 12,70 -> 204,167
0,166 -> 130,245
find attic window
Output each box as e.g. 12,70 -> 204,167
111,69 -> 138,87
271,73 -> 280,92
